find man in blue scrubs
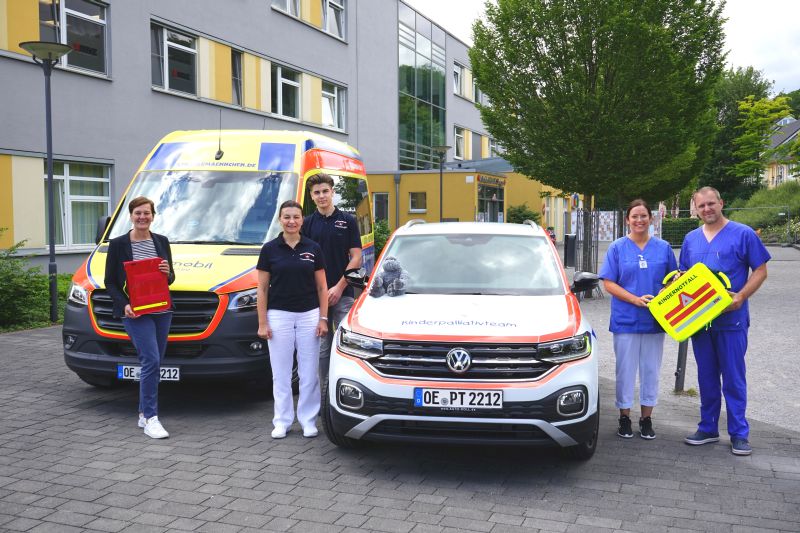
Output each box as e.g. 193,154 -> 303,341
302,174 -> 362,379
680,186 -> 770,456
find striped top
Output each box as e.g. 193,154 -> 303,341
131,239 -> 157,260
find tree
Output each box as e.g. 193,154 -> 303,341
506,203 -> 541,224
699,67 -> 773,203
732,95 -> 791,184
470,0 -> 725,270
777,88 -> 800,119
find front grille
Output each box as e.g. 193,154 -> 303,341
369,341 -> 557,380
112,342 -> 205,359
91,290 -> 220,335
369,419 -> 550,442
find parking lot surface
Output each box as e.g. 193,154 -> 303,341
1,246 -> 799,533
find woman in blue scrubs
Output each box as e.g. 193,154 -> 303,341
599,199 -> 677,439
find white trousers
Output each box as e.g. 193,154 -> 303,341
267,308 -> 321,429
613,332 -> 665,409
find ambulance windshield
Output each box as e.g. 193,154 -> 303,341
106,170 -> 299,245
383,234 -> 564,295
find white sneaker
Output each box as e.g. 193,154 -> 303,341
271,425 -> 288,439
137,414 -> 146,429
143,416 -> 169,439
302,426 -> 318,438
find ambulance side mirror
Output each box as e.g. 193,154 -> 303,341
345,267 -> 369,290
571,271 -> 599,294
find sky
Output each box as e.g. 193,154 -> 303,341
404,0 -> 800,95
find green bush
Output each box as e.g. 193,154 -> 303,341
506,203 -> 541,224
661,217 -> 700,246
373,219 -> 390,259
727,181 -> 800,229
0,231 -> 49,327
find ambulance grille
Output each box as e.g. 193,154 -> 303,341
90,290 -> 219,335
369,342 -> 557,380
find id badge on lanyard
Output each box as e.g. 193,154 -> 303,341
638,254 -> 647,269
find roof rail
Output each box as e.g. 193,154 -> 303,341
404,219 -> 426,228
523,219 -> 540,229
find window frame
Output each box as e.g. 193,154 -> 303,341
45,161 -> 111,250
322,82 -> 345,130
231,49 -> 243,106
272,65 -> 302,119
322,0 -> 346,39
454,126 -> 465,160
373,192 -> 389,222
453,63 -> 464,96
151,24 -> 198,96
272,0 -> 299,16
41,0 -> 108,75
409,192 -> 427,213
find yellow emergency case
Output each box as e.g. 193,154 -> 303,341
648,262 -> 732,342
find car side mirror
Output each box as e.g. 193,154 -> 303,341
345,267 -> 369,290
570,271 -> 599,294
95,215 -> 111,244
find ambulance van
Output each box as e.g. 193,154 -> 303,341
63,130 -> 374,388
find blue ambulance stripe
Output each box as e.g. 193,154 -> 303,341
145,142 -> 189,170
258,143 -> 296,171
302,138 -> 362,161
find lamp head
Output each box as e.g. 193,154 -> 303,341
432,145 -> 451,160
19,41 -> 72,62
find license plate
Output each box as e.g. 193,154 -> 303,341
414,388 -> 503,409
117,364 -> 180,381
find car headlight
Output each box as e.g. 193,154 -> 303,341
67,283 -> 88,306
227,288 -> 257,310
337,328 -> 383,359
537,333 -> 591,363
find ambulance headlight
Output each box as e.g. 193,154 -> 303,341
337,329 -> 383,359
538,333 -> 591,363
228,288 -> 257,310
67,283 -> 88,306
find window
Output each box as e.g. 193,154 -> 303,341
454,127 -> 465,160
272,0 -> 299,16
323,0 -> 345,39
44,161 -> 110,248
322,82 -> 345,129
39,0 -> 107,74
453,63 -> 464,95
271,65 -> 300,119
232,50 -> 243,106
409,192 -> 427,213
489,138 -> 504,156
151,25 -> 197,95
373,193 -> 389,222
473,78 -> 483,104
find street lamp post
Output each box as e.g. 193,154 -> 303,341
19,41 -> 72,323
432,145 -> 450,222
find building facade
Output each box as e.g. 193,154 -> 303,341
0,0 -> 545,270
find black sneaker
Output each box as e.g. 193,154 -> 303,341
684,430 -> 720,445
617,415 -> 633,438
639,416 -> 656,440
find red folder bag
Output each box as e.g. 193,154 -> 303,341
123,257 -> 172,315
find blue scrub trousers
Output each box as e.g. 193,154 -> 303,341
123,312 -> 172,419
691,327 -> 749,439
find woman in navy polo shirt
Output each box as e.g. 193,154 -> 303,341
599,199 -> 677,440
256,200 -> 329,439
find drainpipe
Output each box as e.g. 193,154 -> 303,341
393,173 -> 401,229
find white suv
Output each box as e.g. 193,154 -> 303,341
322,221 -> 600,459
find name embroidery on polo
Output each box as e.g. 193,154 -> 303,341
334,220 -> 348,229
299,252 -> 316,262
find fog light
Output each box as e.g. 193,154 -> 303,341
64,335 -> 76,350
338,382 -> 364,410
249,341 -> 263,352
557,390 -> 585,416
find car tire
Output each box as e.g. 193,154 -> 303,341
76,373 -> 118,389
321,379 -> 361,449
563,396 -> 599,461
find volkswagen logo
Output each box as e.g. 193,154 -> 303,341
446,347 -> 471,374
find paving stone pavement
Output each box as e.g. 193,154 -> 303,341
1,248 -> 799,532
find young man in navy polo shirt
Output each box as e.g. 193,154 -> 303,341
302,173 -> 362,379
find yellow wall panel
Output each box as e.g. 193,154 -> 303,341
464,68 -> 473,100
197,38 -> 213,99
242,53 -> 261,110
260,58 -> 271,112
6,0 -> 38,54
12,155 -> 46,249
213,41 -> 233,103
302,0 -> 324,28
464,129 -> 472,160
306,75 -> 322,124
481,136 -> 489,158
0,0 -> 9,50
0,155 -> 13,247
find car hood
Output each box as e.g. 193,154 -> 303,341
348,293 -> 580,342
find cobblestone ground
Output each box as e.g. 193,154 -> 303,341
0,248 -> 799,532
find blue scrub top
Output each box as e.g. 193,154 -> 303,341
679,221 -> 770,330
599,236 -> 678,334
